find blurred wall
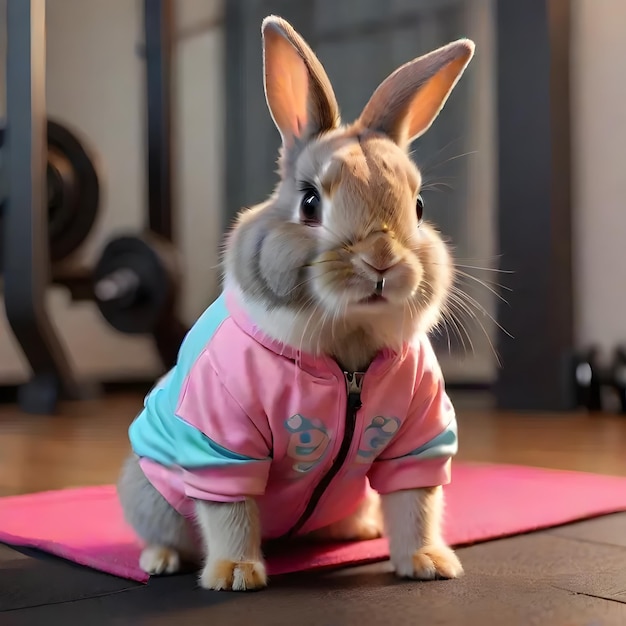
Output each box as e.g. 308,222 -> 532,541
571,0 -> 626,351
1,1 -> 624,385
0,0 -> 225,382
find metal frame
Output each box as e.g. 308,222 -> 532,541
3,0 -> 82,413
142,0 -> 187,368
493,0 -> 574,410
144,0 -> 175,242
223,0 -> 245,229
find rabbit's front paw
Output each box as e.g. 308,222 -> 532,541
200,559 -> 267,591
394,544 -> 463,580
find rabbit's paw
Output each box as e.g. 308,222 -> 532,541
200,559 -> 267,591
394,544 -> 463,581
139,545 -> 181,575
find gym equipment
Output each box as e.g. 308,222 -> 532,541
0,119 -> 101,270
613,347 -> 626,411
91,0 -> 187,368
93,234 -> 181,333
3,0 -> 85,414
572,345 -> 626,414
2,0 -> 187,414
43,120 -> 101,263
93,233 -> 187,367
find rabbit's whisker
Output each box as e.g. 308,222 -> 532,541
454,263 -> 513,275
454,270 -> 511,304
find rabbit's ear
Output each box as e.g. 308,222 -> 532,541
357,39 -> 475,147
262,16 -> 340,148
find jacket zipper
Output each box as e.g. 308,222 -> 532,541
288,370 -> 365,536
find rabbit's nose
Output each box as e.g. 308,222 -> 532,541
361,258 -> 398,275
358,234 -> 400,274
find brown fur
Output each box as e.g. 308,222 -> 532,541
359,41 -> 474,146
224,17 -> 474,372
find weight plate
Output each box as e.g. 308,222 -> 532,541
93,234 -> 180,334
46,119 -> 101,262
0,119 -> 101,271
46,147 -> 78,241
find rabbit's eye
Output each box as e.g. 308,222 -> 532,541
300,188 -> 322,226
416,194 -> 424,225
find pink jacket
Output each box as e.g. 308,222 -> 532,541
129,291 -> 457,539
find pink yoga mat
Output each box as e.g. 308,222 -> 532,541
1,462 -> 626,583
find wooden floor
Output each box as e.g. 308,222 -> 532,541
1,390 -> 625,497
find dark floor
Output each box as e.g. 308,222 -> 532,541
2,513 -> 626,625
1,394 -> 626,625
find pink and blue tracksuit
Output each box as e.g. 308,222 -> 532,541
129,291 -> 458,539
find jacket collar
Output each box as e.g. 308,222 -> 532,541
224,289 -> 407,377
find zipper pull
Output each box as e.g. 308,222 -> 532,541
343,372 -> 365,406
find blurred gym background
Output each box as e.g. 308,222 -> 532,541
0,0 -> 623,417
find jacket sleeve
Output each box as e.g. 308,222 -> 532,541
173,349 -> 272,503
367,339 -> 457,494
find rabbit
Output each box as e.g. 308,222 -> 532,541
117,14 -> 474,592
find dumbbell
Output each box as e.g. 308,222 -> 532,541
93,233 -> 182,335
572,346 -> 626,414
613,346 -> 626,412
